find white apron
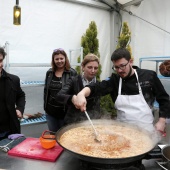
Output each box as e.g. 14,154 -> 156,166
115,69 -> 155,132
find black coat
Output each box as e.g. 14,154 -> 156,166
43,68 -> 77,115
2,69 -> 26,134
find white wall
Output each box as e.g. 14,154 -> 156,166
121,0 -> 170,70
2,0 -> 170,80
0,0 -> 114,80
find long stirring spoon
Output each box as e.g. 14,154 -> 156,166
84,111 -> 101,142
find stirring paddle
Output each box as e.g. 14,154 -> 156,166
84,111 -> 101,142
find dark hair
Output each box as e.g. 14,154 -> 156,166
51,49 -> 70,72
0,47 -> 6,59
111,48 -> 131,62
81,53 -> 100,67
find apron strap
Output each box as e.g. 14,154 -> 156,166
118,69 -> 142,95
118,78 -> 122,95
134,69 -> 142,94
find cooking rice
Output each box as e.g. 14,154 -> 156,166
59,123 -> 154,158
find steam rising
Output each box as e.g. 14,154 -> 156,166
58,119 -> 162,159
89,119 -> 162,147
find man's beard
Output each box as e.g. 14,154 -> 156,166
122,66 -> 132,79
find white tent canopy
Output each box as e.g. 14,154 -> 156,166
0,0 -> 115,81
0,0 -> 170,81
120,0 -> 170,67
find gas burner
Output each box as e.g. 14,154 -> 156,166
79,160 -> 145,170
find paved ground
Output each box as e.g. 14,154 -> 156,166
22,86 -> 44,114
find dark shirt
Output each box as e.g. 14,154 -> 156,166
46,75 -> 65,119
0,77 -> 10,133
87,66 -> 170,118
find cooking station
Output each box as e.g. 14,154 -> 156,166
0,128 -> 169,170
0,119 -> 169,170
0,148 -> 164,170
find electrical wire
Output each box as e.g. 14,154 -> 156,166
98,0 -> 115,10
96,1 -> 170,35
114,2 -> 132,46
121,8 -> 170,35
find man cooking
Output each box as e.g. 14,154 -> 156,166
72,48 -> 170,134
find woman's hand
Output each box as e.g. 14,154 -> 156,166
71,87 -> 91,112
72,94 -> 87,112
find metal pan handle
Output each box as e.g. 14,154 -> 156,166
156,160 -> 168,170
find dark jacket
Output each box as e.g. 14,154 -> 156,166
87,66 -> 170,119
1,69 -> 26,134
56,75 -> 101,124
44,68 -> 77,115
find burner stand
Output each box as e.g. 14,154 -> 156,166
79,159 -> 146,170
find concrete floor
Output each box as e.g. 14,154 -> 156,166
21,123 -> 48,138
22,86 -> 44,115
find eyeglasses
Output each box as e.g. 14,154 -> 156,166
53,48 -> 64,52
112,61 -> 129,71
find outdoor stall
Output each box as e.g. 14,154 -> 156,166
0,0 -> 170,170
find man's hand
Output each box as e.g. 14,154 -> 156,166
155,117 -> 166,136
16,109 -> 22,118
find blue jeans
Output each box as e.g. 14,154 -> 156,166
45,114 -> 64,132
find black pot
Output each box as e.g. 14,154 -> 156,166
56,120 -> 157,164
157,145 -> 170,170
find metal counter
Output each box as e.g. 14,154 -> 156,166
0,150 -> 162,170
0,119 -> 167,170
1,119 -> 169,170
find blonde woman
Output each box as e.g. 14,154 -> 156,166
56,53 -> 101,124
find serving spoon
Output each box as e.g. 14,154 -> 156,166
84,111 -> 101,142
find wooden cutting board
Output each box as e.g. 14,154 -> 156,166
8,137 -> 63,162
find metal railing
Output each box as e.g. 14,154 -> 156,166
139,56 -> 170,74
3,42 -> 83,86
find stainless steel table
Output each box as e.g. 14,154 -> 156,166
0,149 -> 163,170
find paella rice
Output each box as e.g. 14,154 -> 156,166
59,124 -> 154,158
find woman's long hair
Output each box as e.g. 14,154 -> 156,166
51,48 -> 70,72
